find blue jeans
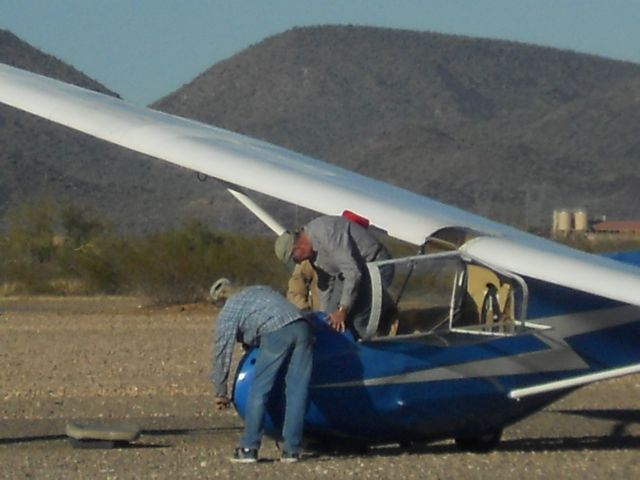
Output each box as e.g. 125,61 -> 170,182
240,319 -> 314,453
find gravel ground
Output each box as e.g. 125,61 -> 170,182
1,296 -> 640,479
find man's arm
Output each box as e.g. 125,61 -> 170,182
324,237 -> 363,332
332,238 -> 363,310
210,310 -> 237,398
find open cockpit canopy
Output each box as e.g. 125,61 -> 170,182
364,249 -> 551,341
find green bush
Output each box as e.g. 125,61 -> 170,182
125,220 -> 221,303
124,220 -> 287,303
13,199 -> 640,304
2,198 -> 60,293
56,235 -> 130,294
1,200 -> 289,301
60,203 -> 108,248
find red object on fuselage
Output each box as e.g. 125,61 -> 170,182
342,210 -> 370,229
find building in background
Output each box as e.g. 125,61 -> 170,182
552,208 -> 640,241
552,208 -> 589,237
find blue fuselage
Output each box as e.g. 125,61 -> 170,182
232,252 -> 640,445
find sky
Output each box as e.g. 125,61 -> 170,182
1,0 -> 640,105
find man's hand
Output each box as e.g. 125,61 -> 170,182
214,395 -> 231,409
326,307 -> 347,332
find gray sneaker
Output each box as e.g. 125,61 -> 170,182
230,447 -> 258,463
280,451 -> 301,463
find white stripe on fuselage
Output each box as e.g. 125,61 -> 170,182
313,305 -> 640,389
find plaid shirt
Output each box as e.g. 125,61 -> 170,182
211,286 -> 303,396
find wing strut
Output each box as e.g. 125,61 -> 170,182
509,363 -> 640,399
226,188 -> 286,235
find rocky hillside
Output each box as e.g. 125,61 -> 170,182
2,26 -> 640,235
155,26 -> 640,228
0,30 -> 237,234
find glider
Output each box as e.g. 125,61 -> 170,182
2,62 -> 640,450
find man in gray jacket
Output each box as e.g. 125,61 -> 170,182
275,215 -> 393,338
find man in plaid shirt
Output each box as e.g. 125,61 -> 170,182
210,281 -> 314,463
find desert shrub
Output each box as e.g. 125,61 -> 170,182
124,220 -> 288,304
60,203 -> 108,248
1,199 -> 291,300
124,220 -> 220,303
0,234 -> 10,286
52,204 -> 126,294
57,235 -> 131,294
2,198 -> 60,293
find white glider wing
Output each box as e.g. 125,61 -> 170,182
2,62 -> 640,305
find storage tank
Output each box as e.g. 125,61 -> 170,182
555,209 -> 571,232
573,208 -> 588,232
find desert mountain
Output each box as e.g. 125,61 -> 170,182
0,30 -> 245,234
2,26 -> 640,235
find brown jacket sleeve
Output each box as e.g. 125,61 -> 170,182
286,260 -> 320,311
